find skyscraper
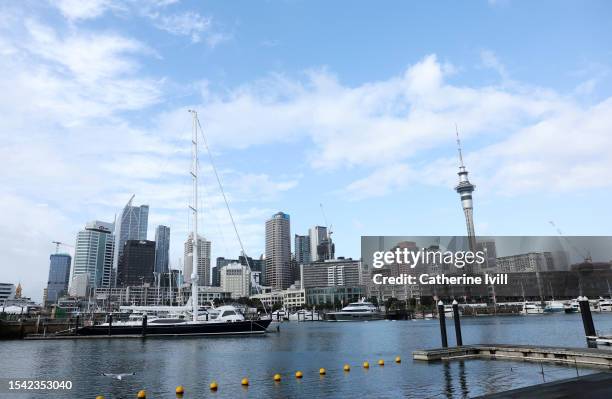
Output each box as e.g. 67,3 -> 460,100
154,225 -> 170,274
117,240 -> 156,286
213,257 -> 238,286
113,197 -> 149,284
184,233 -> 211,286
265,212 -> 292,290
72,220 -> 115,291
309,225 -> 334,262
454,128 -> 477,251
46,253 -> 71,304
295,234 -> 311,265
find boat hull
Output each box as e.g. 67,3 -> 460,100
75,319 -> 272,337
326,312 -> 385,322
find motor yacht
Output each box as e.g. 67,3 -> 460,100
327,298 -> 384,321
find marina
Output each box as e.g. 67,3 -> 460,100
3,313 -> 612,398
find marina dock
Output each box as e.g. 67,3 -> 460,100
413,344 -> 612,368
474,372 -> 612,398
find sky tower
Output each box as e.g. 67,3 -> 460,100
454,126 -> 477,251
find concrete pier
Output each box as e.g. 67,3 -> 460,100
413,344 -> 612,368
474,372 -> 612,398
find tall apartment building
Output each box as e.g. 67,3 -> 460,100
113,200 -> 149,283
71,221 -> 115,291
154,225 -> 170,274
295,234 -> 311,265
184,233 -> 211,286
46,253 -> 71,304
117,240 -> 156,286
265,212 -> 292,290
220,263 -> 251,298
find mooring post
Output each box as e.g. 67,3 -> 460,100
142,314 -> 147,337
452,300 -> 463,346
75,315 -> 80,334
438,300 -> 448,348
578,296 -> 596,341
108,313 -> 113,336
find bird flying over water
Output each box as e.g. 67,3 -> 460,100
102,372 -> 136,380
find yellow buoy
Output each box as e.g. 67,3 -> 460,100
395,356 -> 401,363
363,361 -> 370,369
96,396 -> 105,399
273,373 -> 282,382
343,364 -> 350,372
319,368 -> 326,375
209,381 -> 218,391
378,359 -> 385,366
175,385 -> 184,395
137,390 -> 146,399
295,370 -> 303,379
241,378 -> 249,386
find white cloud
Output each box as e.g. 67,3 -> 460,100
53,0 -> 119,21
148,10 -> 211,43
182,54 -> 612,200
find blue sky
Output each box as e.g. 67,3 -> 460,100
1,0 -> 612,300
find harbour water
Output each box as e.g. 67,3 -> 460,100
3,313 -> 612,398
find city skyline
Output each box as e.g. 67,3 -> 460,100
2,1 -> 612,301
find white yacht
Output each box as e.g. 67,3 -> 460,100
598,298 -> 612,312
327,299 -> 384,321
543,301 -> 565,313
521,302 -> 544,315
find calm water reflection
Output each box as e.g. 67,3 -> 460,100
3,313 -> 612,398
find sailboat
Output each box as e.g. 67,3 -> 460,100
75,110 -> 271,337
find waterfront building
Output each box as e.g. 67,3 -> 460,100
249,288 -> 282,309
302,258 -> 362,289
306,286 -> 365,307
220,263 -> 251,298
93,285 -> 231,307
0,283 -> 16,301
117,240 -> 156,286
249,286 -> 306,309
113,198 -> 149,284
265,212 -> 292,290
46,253 -> 71,305
71,220 -> 115,291
282,287 -> 306,310
454,129 -> 477,251
184,233 -> 211,286
295,234 -> 311,264
154,225 -> 170,274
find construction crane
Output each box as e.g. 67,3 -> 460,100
320,203 -> 334,260
52,241 -> 74,254
548,221 -> 590,261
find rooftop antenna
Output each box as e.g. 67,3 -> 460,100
455,123 -> 465,169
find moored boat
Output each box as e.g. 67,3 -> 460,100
327,298 -> 384,321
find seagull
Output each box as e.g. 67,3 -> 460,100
102,372 -> 136,381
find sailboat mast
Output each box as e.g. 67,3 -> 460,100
189,110 -> 199,322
